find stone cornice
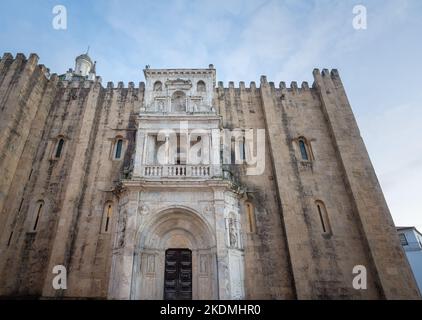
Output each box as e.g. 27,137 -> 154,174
120,178 -> 240,192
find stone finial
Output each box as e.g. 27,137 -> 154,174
290,81 -> 298,90
107,82 -> 114,89
322,69 -> 330,77
218,81 -> 224,89
228,81 -> 235,89
139,82 -> 145,90
279,82 -> 286,89
250,81 -> 256,90
117,81 -> 124,88
128,82 -> 135,89
239,81 -> 245,90
301,81 -> 309,90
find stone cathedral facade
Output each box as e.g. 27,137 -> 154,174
0,52 -> 419,300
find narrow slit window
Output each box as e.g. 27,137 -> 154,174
317,204 -> 326,233
299,139 -> 309,161
105,204 -> 112,232
316,201 -> 331,235
55,138 -> 65,158
115,139 -> 123,159
7,231 -> 13,247
33,201 -> 44,231
103,202 -> 113,233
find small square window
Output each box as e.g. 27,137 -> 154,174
399,233 -> 408,246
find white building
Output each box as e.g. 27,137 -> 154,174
397,226 -> 422,293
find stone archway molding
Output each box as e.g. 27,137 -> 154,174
130,205 -> 218,300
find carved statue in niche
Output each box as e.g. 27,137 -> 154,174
153,81 -> 162,91
146,254 -> 155,273
200,254 -> 208,273
229,218 -> 238,248
197,80 -> 206,93
192,101 -> 199,112
171,91 -> 186,112
157,100 -> 165,112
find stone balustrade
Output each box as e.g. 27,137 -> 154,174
143,165 -> 211,178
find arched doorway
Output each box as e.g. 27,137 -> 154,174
130,208 -> 217,300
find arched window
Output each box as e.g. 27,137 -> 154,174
110,136 -> 125,160
197,80 -> 206,92
171,91 -> 186,112
297,137 -> 312,161
54,138 -> 65,159
246,202 -> 256,233
102,202 -> 113,233
114,139 -> 123,160
153,81 -> 162,91
315,200 -> 332,235
32,200 -> 44,231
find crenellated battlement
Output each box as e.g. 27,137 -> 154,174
213,68 -> 340,92
216,81 -> 258,90
0,53 -> 342,94
0,52 -> 51,81
57,79 -> 147,91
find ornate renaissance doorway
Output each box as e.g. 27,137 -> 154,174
129,207 -> 218,300
164,249 -> 192,300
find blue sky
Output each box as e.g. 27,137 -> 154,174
1,0 -> 421,230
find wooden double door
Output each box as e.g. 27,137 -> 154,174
164,249 -> 192,300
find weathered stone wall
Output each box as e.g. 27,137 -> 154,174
0,53 -> 419,299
